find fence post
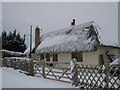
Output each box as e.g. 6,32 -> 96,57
0,58 -> 2,67
104,63 -> 109,88
42,60 -> 45,78
70,59 -> 79,87
29,59 -> 34,76
118,79 -> 120,88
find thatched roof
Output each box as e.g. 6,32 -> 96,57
24,21 -> 118,54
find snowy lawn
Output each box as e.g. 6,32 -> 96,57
2,67 -> 75,88
0,68 -> 2,89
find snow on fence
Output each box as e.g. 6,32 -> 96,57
2,58 -> 120,89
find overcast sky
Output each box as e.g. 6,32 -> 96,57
0,2 -> 2,35
2,2 -> 118,46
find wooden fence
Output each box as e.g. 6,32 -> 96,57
34,60 -> 71,83
76,64 -> 120,88
2,58 -> 120,89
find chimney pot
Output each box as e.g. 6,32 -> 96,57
73,19 -> 75,22
71,19 -> 75,26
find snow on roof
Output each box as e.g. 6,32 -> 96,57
24,21 -> 118,54
24,43 -> 35,54
36,21 -> 118,54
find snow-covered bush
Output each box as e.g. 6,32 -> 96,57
2,57 -> 31,72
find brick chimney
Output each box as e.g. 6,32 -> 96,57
71,19 -> 75,26
35,26 -> 40,49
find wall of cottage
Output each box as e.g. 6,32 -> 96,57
26,54 -> 40,61
83,47 -> 119,65
56,47 -> 119,66
28,47 -> 120,66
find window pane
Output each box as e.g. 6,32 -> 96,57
53,54 -> 58,61
40,54 -> 44,60
71,52 -> 83,62
46,54 -> 50,61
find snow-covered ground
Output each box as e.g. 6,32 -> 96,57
0,68 -> 2,89
2,67 -> 75,88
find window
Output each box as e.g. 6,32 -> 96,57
45,54 -> 50,61
53,54 -> 58,62
99,55 -> 104,65
71,52 -> 83,62
40,54 -> 44,60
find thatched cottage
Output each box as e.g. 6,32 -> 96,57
24,19 -> 120,65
